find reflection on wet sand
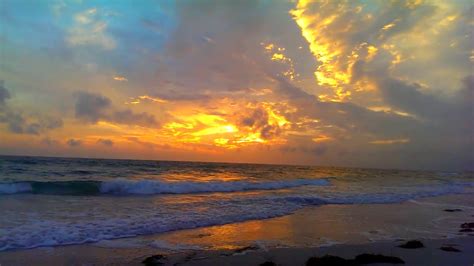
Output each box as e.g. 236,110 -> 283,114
150,194 -> 473,250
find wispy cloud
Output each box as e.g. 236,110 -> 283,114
113,75 -> 128,82
370,138 -> 410,145
66,8 -> 116,50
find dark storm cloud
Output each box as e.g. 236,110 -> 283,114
74,91 -> 159,128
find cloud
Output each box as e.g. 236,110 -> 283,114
66,8 -> 116,50
113,75 -> 128,82
67,138 -> 82,147
1,0 -> 472,170
275,76 -> 418,137
279,136 -> 327,156
74,91 -> 158,127
0,111 -> 27,134
97,138 -> 113,146
111,110 -> 157,128
75,91 -> 111,123
126,137 -> 156,149
290,0 -> 437,101
0,82 -> 63,135
41,137 -> 59,146
238,107 -> 281,139
274,71 -> 473,169
2,114 -> 63,135
370,138 -> 410,145
0,80 -> 11,106
74,91 -> 111,123
146,0 -> 299,98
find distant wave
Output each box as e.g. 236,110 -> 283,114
0,178 -> 331,196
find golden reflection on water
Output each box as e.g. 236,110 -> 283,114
163,172 -> 255,182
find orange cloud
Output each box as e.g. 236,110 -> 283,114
370,138 -> 410,145
113,75 -> 128,82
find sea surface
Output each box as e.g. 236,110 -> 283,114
0,155 -> 473,251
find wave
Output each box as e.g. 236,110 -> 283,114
0,198 -> 302,251
1,181 -> 473,251
0,178 -> 330,196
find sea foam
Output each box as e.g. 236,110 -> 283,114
1,181 -> 472,251
0,178 -> 330,196
99,178 -> 330,195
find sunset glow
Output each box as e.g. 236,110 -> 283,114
0,0 -> 472,169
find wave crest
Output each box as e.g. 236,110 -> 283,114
0,178 -> 330,196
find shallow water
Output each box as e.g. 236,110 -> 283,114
0,155 -> 473,251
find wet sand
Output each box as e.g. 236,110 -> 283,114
1,194 -> 473,265
0,237 -> 472,265
143,237 -> 474,266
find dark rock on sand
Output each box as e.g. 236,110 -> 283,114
459,228 -> 473,232
260,261 -> 277,266
398,240 -> 424,249
460,222 -> 474,229
306,253 -> 404,265
142,254 -> 166,266
443,209 -> 462,212
440,246 -> 461,252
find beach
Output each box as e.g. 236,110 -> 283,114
1,193 -> 473,265
2,0 -> 473,264
1,237 -> 473,265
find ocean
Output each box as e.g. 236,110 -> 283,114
0,155 -> 473,251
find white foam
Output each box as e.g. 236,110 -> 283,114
0,199 -> 301,251
1,179 -> 473,251
99,178 -> 330,195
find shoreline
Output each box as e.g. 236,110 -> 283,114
146,237 -> 474,266
0,236 -> 472,265
1,194 -> 473,265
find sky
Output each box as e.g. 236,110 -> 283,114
0,0 -> 472,170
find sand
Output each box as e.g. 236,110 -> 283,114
148,237 -> 474,266
1,194 -> 473,265
0,237 -> 473,265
